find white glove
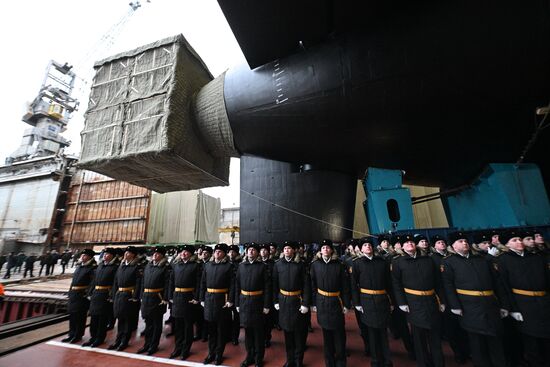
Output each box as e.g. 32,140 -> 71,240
355,305 -> 364,313
274,303 -> 280,310
189,299 -> 199,304
223,302 -> 233,308
310,306 -> 317,313
510,312 -> 524,321
299,305 -> 309,314
342,307 -> 349,314
451,308 -> 463,316
439,304 -> 446,312
488,246 -> 499,257
235,307 -> 240,313
200,301 -> 205,307
263,308 -> 270,315
499,309 -> 509,318
399,305 -> 410,313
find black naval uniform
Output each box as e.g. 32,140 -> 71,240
345,254 -> 370,356
64,258 -> 97,342
497,249 -> 550,367
87,256 -> 118,346
195,256 -> 209,341
111,257 -> 143,350
168,255 -> 202,359
431,249 -> 469,363
442,251 -> 509,367
261,254 -> 276,346
273,253 -> 312,367
351,254 -> 393,367
235,257 -> 271,366
229,254 -> 242,345
139,257 -> 171,354
200,255 -> 236,363
392,251 -> 445,367
310,253 -> 351,367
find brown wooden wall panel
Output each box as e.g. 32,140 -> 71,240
62,170 -> 150,245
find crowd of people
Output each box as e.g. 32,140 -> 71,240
0,249 -> 77,279
60,228 -> 549,367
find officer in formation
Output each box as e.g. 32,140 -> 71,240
84,247 -> 119,347
200,243 -> 235,365
350,237 -> 393,367
235,242 -> 271,367
391,233 -> 446,367
310,239 -> 351,367
272,240 -> 311,367
168,244 -> 201,360
137,246 -> 171,355
441,232 -> 509,367
62,248 -> 97,343
58,228 -> 548,366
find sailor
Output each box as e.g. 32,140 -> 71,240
259,243 -> 276,347
137,246 -> 171,356
109,246 -> 143,351
195,245 -> 212,342
345,239 -> 370,357
236,242 -> 271,367
62,248 -> 97,343
533,229 -> 549,252
391,234 -> 446,367
84,247 -> 119,347
200,243 -> 235,365
273,240 -> 311,367
310,239 -> 350,367
414,234 -> 431,255
351,237 -> 393,367
376,234 -> 395,261
387,235 -> 415,360
496,230 -> 550,367
520,230 -> 542,254
429,234 -> 469,364
441,231 -> 509,367
168,244 -> 201,360
228,244 -> 243,345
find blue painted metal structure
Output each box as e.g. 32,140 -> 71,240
442,163 -> 550,230
363,168 -> 415,234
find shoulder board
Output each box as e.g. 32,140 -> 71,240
443,254 -> 452,259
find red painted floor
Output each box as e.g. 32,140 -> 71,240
0,313 -> 471,367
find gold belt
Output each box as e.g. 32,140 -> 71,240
241,290 -> 263,296
71,285 -> 88,291
512,288 -> 547,297
175,287 -> 195,293
456,289 -> 494,296
360,288 -> 387,295
280,289 -> 302,296
404,288 -> 435,296
318,289 -> 341,297
118,286 -> 135,292
95,285 -> 112,291
207,288 -> 228,294
144,288 -> 164,293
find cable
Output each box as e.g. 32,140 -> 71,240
123,155 -> 376,239
516,101 -> 550,164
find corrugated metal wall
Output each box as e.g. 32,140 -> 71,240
62,171 -> 150,246
0,177 -> 60,244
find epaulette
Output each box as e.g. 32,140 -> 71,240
443,254 -> 452,259
352,256 -> 363,262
